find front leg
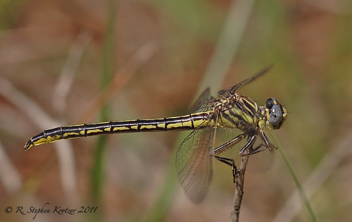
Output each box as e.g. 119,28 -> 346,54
260,130 -> 274,151
241,143 -> 267,156
238,135 -> 257,155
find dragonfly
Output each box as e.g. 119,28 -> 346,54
24,65 -> 287,203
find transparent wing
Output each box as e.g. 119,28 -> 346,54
175,126 -> 214,203
189,88 -> 215,113
218,65 -> 273,97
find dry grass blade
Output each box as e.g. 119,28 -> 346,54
78,40 -> 158,123
0,141 -> 22,193
52,31 -> 92,116
0,77 -> 77,201
197,0 -> 255,94
194,0 -> 255,220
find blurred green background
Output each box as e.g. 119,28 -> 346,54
1,0 -> 352,221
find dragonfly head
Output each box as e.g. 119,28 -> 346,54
265,98 -> 287,130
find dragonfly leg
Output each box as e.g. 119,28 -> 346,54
238,135 -> 257,155
241,143 -> 267,156
212,133 -> 246,155
260,130 -> 274,151
214,156 -> 237,183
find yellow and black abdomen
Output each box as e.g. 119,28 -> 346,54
24,112 -> 210,150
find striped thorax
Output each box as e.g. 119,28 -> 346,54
210,91 -> 286,134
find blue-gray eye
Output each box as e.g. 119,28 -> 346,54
269,104 -> 282,125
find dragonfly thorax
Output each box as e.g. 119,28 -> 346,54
209,93 -> 260,131
210,93 -> 287,134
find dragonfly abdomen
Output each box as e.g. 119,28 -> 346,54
24,112 -> 210,150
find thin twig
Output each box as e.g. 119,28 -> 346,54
197,0 -> 255,219
231,152 -> 250,222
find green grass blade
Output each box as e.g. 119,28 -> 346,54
272,133 -> 317,222
144,158 -> 178,222
90,0 -> 117,204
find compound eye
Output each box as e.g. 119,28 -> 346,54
269,104 -> 282,125
266,98 -> 275,109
